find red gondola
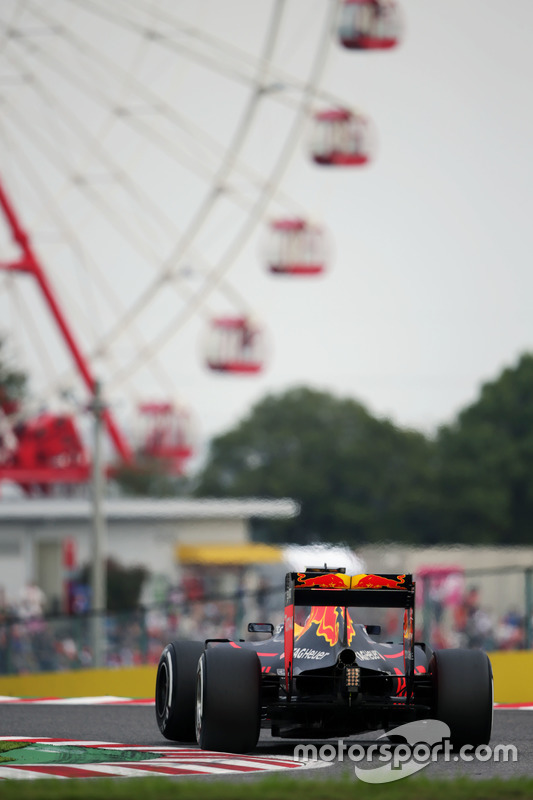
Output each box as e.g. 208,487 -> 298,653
266,218 -> 327,276
0,411 -> 91,494
311,109 -> 372,167
338,0 -> 401,51
205,317 -> 265,374
138,401 -> 193,474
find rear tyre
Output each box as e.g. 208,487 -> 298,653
155,640 -> 204,742
431,648 -> 493,748
196,646 -> 261,753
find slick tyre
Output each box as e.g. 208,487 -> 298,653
155,640 -> 204,742
431,648 -> 493,748
196,646 -> 261,753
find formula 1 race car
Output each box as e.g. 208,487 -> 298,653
155,568 -> 493,753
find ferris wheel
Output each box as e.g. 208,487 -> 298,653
0,0 -> 401,481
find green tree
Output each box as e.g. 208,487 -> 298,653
436,353 -> 533,544
0,336 -> 27,413
79,558 -> 148,610
194,387 -> 438,545
112,459 -> 191,497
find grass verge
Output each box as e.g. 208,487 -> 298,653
1,775 -> 533,800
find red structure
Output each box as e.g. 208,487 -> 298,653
138,401 -> 193,475
0,410 -> 91,494
265,218 -> 327,276
311,109 -> 372,166
205,317 -> 264,374
62,537 -> 78,614
338,0 -> 401,51
0,174 -> 196,491
0,176 -> 132,464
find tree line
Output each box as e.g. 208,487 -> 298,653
193,353 -> 533,546
3,334 -> 533,546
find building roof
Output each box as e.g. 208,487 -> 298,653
0,497 -> 300,522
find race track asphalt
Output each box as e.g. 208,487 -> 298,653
0,705 -> 530,781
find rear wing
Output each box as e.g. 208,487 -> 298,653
283,570 -> 415,699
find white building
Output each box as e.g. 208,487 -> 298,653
0,497 -> 299,611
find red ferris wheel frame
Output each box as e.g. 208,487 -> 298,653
0,174 -> 133,466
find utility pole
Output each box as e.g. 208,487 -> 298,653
90,380 -> 107,668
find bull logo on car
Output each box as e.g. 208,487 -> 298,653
351,574 -> 406,589
295,573 -> 351,589
295,573 -> 406,590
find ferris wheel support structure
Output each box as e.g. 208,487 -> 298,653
0,173 -> 133,464
0,0 -> 345,460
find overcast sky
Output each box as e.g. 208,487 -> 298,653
1,0 -> 532,462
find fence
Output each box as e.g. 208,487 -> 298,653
0,565 -> 531,675
417,565 -> 533,651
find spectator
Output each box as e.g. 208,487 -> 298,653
18,582 -> 46,620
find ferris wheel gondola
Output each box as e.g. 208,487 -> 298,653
137,401 -> 193,474
204,316 -> 265,375
0,0 -> 400,487
310,108 -> 373,166
337,0 -> 402,51
264,218 -> 328,276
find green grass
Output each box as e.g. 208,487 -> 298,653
1,776 -> 533,800
0,743 -> 28,754
0,742 -> 31,764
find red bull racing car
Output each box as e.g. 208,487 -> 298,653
155,568 -> 493,753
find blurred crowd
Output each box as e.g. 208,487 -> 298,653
422,584 -> 526,651
0,577 -> 530,675
0,577 -> 275,675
